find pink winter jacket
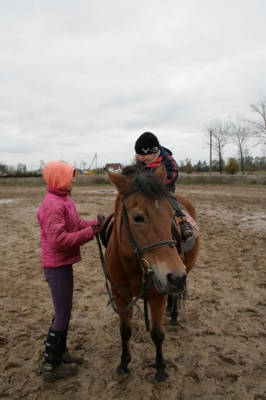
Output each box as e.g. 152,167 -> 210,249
37,161 -> 98,268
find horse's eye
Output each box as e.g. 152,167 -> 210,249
132,214 -> 145,224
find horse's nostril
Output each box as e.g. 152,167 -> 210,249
167,272 -> 186,288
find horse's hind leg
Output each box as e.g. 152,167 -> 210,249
116,308 -> 132,377
149,297 -> 169,382
170,295 -> 179,326
166,295 -> 179,326
166,295 -> 173,312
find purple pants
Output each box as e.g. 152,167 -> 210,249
43,265 -> 73,331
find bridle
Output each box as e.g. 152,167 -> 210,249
97,189 -> 177,331
121,192 -> 177,267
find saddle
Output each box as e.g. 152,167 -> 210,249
100,213 -> 114,248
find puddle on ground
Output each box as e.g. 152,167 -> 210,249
0,199 -> 19,205
85,190 -> 118,194
206,207 -> 266,231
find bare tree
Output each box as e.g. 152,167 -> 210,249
228,116 -> 252,175
249,98 -> 266,151
205,119 -> 230,174
17,163 -> 27,173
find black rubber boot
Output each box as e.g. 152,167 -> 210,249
43,328 -> 78,383
180,222 -> 194,241
171,196 -> 194,241
58,330 -> 84,365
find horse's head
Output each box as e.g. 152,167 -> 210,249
106,164 -> 186,296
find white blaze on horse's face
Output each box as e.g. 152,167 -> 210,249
155,199 -> 160,209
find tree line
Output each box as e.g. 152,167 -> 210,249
2,155 -> 266,178
200,98 -> 266,174
179,156 -> 266,175
1,98 -> 265,177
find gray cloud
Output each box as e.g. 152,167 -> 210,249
0,0 -> 266,169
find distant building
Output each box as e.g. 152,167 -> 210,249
105,163 -> 122,173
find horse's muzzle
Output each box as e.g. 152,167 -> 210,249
166,272 -> 187,294
151,267 -> 187,295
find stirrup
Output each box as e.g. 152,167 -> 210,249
183,233 -> 196,252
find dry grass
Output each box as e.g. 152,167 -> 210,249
1,172 -> 266,187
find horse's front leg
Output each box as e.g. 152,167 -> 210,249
116,299 -> 133,376
149,295 -> 169,382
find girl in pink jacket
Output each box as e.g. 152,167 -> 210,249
37,161 -> 102,383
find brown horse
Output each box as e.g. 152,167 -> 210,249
103,164 -> 198,382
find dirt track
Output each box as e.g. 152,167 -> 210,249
0,183 -> 266,400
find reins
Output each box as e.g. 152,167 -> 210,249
96,228 -> 155,331
96,233 -> 150,325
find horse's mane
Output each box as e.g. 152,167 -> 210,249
121,165 -> 171,201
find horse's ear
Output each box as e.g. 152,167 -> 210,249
107,170 -> 132,194
154,163 -> 167,182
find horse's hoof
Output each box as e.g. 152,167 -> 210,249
169,320 -> 178,326
165,319 -> 178,327
114,371 -> 130,383
115,365 -> 130,382
116,365 -> 130,375
154,375 -> 170,390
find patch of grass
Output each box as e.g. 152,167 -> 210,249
0,177 -> 45,186
1,173 -> 266,187
178,174 -> 266,185
75,175 -> 110,186
0,175 -> 112,187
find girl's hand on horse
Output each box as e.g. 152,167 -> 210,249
97,214 -> 105,223
91,224 -> 101,235
91,215 -> 104,235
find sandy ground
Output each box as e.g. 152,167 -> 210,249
0,182 -> 266,400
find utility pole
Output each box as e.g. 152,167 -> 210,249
88,153 -> 97,171
210,130 -> 212,176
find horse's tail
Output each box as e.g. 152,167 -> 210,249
175,194 -> 197,221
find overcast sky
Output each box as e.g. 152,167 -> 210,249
0,0 -> 265,170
